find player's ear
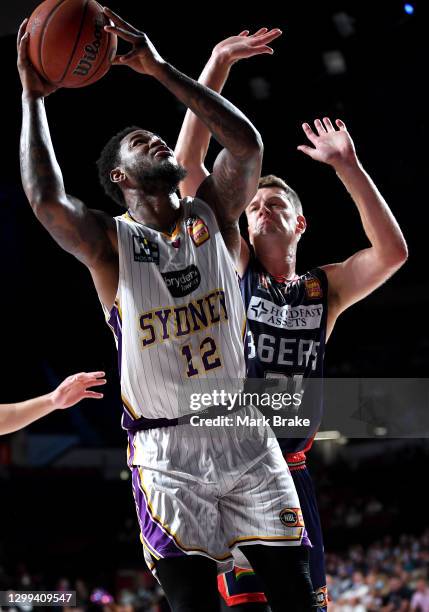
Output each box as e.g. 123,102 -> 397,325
110,168 -> 126,184
296,214 -> 306,239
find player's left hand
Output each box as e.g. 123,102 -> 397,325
51,371 -> 106,409
297,118 -> 358,168
211,28 -> 283,68
103,7 -> 165,76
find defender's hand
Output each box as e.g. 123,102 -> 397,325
17,19 -> 58,99
212,28 -> 282,67
103,7 -> 165,76
51,372 -> 106,409
297,118 -> 358,169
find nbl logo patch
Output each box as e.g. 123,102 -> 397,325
279,507 -> 304,528
305,277 -> 323,299
186,216 -> 210,247
133,236 -> 159,264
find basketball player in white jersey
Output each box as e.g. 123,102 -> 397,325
0,371 -> 106,435
17,9 -> 317,612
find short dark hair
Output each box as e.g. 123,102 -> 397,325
96,126 -> 141,207
258,174 -> 303,215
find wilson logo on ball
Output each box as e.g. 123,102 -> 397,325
73,16 -> 103,76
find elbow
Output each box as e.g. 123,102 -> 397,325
393,238 -> 409,266
382,240 -> 409,270
248,128 -> 264,158
397,241 -> 409,264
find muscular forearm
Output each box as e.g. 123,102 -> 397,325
335,159 -> 408,263
155,62 -> 261,159
175,56 -> 230,163
0,394 -> 55,436
20,96 -> 66,206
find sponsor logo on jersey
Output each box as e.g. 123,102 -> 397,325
161,265 -> 201,297
186,216 -> 210,247
133,236 -> 159,264
279,507 -> 304,528
315,586 -> 328,608
305,277 -> 323,299
247,296 -> 323,330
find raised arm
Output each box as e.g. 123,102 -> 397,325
298,117 -> 408,333
18,21 -> 118,309
104,9 -> 276,262
175,29 -> 282,198
0,372 -> 105,436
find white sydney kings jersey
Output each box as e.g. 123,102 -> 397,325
103,197 -> 246,428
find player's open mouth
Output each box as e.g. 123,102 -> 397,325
152,146 -> 172,159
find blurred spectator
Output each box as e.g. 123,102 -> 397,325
411,578 -> 429,611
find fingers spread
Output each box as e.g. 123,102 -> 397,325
323,117 -> 335,132
314,118 -> 326,136
302,122 -> 318,144
84,391 -> 104,399
17,19 -> 28,50
251,28 -> 268,37
102,7 -> 139,33
104,25 -> 138,43
86,378 -> 107,387
297,144 -> 317,158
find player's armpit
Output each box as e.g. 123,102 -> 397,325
196,147 -> 262,262
322,245 -> 407,319
178,163 -> 209,199
237,237 -> 251,278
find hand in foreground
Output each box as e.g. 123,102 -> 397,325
51,372 -> 106,409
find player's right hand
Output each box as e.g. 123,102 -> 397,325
211,28 -> 282,68
17,19 -> 58,99
103,7 -> 165,77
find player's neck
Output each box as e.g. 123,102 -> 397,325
126,191 -> 181,232
254,240 -> 297,279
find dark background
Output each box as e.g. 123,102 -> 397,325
0,0 -> 428,586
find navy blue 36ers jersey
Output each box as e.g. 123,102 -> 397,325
240,255 -> 328,454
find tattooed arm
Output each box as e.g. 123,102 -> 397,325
17,20 -> 118,309
104,7 -> 263,263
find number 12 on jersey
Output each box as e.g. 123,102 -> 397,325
181,337 -> 222,377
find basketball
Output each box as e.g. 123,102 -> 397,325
26,0 -> 117,88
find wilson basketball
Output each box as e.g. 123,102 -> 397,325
26,0 -> 117,88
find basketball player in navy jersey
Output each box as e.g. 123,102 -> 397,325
174,31 -> 408,611
0,371 -> 106,435
17,11 -> 317,612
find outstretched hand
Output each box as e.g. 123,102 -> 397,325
103,7 -> 165,76
52,372 -> 106,409
212,28 -> 282,67
297,118 -> 357,169
17,19 -> 58,99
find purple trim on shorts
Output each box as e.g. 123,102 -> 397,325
127,431 -> 135,467
302,527 -> 311,547
131,467 -> 186,559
